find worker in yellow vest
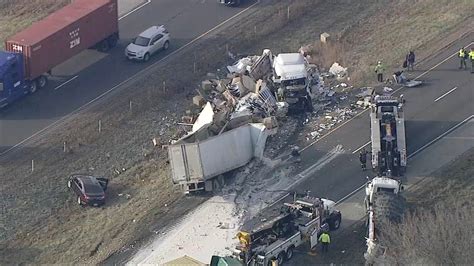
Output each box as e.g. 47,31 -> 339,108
469,48 -> 474,73
459,47 -> 468,69
319,231 -> 331,253
374,61 -> 385,82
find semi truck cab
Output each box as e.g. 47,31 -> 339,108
0,51 -> 30,108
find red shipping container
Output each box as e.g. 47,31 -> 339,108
5,0 -> 118,81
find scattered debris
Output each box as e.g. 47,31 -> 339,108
329,62 -> 347,78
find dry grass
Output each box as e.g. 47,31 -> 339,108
0,0 -> 69,49
377,149 -> 474,264
0,0 -> 472,264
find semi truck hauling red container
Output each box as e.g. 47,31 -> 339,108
0,0 -> 119,108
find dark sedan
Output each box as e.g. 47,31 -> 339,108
67,174 -> 109,207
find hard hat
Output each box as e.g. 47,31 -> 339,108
377,61 -> 381,64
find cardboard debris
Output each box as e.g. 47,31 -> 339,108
357,87 -> 375,98
193,95 -> 206,107
329,62 -> 347,77
201,80 -> 214,92
242,75 -> 256,92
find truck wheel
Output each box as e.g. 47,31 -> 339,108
329,214 -> 341,230
143,53 -> 150,62
29,81 -> 38,93
163,40 -> 170,50
98,40 -> 110,52
285,246 -> 294,260
277,252 -> 285,265
37,75 -> 48,88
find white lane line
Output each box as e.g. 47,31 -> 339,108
434,86 -> 458,102
352,141 -> 371,154
118,0 -> 151,20
53,75 -> 79,90
300,41 -> 474,153
335,115 -> 474,206
407,115 -> 473,158
50,1 -> 151,91
0,1 -> 260,157
336,183 -> 366,205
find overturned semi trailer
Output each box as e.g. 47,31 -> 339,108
169,123 -> 269,193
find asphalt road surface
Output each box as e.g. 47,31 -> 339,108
0,0 -> 257,154
290,33 -> 473,206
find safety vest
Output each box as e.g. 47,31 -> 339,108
375,64 -> 384,73
459,49 -> 465,58
319,233 -> 330,243
469,51 -> 474,60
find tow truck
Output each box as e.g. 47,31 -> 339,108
235,193 -> 342,265
364,95 -> 407,263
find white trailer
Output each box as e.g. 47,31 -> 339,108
168,123 -> 269,192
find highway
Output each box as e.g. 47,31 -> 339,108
0,0 -> 257,154
291,33 -> 473,205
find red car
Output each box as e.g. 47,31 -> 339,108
67,174 -> 109,207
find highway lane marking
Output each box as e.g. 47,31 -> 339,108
50,1 -> 151,91
335,114 -> 474,206
0,1 -> 260,157
407,115 -> 473,158
434,86 -> 458,102
300,41 -> 474,153
118,0 -> 151,20
53,75 -> 79,90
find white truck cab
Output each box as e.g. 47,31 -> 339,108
125,25 -> 170,62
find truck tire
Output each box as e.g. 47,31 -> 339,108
107,33 -> 119,48
329,213 -> 342,230
143,53 -> 150,62
285,246 -> 294,260
37,75 -> 48,88
98,39 -> 110,52
163,40 -> 170,50
29,81 -> 38,93
77,196 -> 82,205
277,252 -> 285,265
373,192 -> 406,224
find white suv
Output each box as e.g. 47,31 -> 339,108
125,25 -> 170,62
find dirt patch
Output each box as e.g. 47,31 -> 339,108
1,0 -> 472,264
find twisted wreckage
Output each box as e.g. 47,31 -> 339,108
168,49 -> 322,193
